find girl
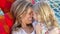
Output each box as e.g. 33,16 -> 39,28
33,1 -> 59,34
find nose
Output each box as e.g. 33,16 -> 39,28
30,13 -> 33,18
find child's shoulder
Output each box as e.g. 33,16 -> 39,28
49,27 -> 59,34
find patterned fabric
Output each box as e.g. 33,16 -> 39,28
0,15 -> 9,34
0,0 -> 15,34
0,8 -> 4,15
0,12 -> 14,34
47,0 -> 60,27
4,12 -> 14,28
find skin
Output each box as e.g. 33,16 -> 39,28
33,11 -> 59,34
20,7 -> 34,34
33,11 -> 42,34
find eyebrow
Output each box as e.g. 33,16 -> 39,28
28,11 -> 33,14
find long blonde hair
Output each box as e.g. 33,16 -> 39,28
10,0 -> 33,31
33,1 -> 58,29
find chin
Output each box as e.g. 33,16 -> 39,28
27,22 -> 32,24
29,22 -> 32,23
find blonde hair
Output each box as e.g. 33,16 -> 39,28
10,0 -> 33,31
33,1 -> 58,28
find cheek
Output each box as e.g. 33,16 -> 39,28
33,14 -> 38,21
21,17 -> 27,23
23,17 -> 29,23
23,16 -> 29,21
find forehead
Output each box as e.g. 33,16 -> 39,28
27,7 -> 33,13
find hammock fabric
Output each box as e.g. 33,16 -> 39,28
0,12 -> 14,34
0,0 -> 15,13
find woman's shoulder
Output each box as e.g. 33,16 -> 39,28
12,28 -> 22,34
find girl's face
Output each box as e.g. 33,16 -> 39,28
21,7 -> 33,25
33,11 -> 45,23
33,11 -> 40,21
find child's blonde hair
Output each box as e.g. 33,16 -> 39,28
33,1 -> 58,28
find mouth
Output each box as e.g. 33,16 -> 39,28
26,23 -> 33,27
28,17 -> 33,23
29,18 -> 32,21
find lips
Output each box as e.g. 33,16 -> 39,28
29,18 -> 32,21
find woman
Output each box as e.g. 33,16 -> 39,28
33,1 -> 59,34
10,0 -> 36,34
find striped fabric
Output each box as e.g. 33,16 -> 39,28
0,12 -> 14,34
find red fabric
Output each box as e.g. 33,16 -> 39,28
0,12 -> 14,34
0,16 -> 9,34
0,21 -> 8,34
0,0 -> 15,34
0,0 -> 15,13
4,12 -> 14,28
0,0 -> 6,8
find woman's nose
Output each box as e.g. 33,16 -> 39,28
30,13 -> 33,17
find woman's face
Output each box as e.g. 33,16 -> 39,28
21,7 -> 33,24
